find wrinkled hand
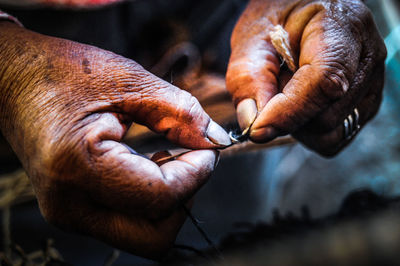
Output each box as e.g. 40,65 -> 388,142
0,22 -> 231,258
227,0 -> 386,156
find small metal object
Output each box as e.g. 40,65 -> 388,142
344,108 -> 361,141
347,114 -> 354,134
343,118 -> 350,140
354,108 -> 360,126
229,127 -> 251,144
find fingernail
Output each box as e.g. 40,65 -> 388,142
250,126 -> 279,143
237,98 -> 258,130
207,120 -> 232,146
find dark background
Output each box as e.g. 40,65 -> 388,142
1,0 -> 400,265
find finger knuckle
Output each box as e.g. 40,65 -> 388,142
364,34 -> 387,65
185,93 -> 202,119
356,3 -> 372,23
173,91 -> 204,126
349,3 -> 387,63
318,64 -> 349,100
341,0 -> 371,26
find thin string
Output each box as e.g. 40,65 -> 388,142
125,146 -> 223,260
182,206 -> 223,259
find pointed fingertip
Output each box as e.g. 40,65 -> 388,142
206,120 -> 232,147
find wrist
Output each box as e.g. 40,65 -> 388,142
0,22 -> 47,150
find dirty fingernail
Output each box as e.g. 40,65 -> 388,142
207,120 -> 232,146
250,126 -> 279,143
237,98 -> 258,130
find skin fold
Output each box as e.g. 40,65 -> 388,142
0,0 -> 387,259
227,0 -> 386,156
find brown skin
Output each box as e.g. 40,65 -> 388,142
0,0 -> 386,258
227,0 -> 387,156
0,22 -> 228,258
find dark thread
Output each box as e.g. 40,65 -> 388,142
182,206 -> 223,259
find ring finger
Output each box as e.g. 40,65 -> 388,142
293,77 -> 383,157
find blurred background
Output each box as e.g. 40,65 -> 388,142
0,0 -> 399,265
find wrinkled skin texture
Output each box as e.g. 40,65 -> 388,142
0,0 -> 387,258
0,22 -> 231,258
227,0 -> 387,156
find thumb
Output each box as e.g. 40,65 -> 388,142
119,66 -> 231,149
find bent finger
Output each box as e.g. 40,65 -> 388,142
250,11 -> 364,142
119,66 -> 231,148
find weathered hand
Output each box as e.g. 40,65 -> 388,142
227,0 -> 386,156
0,22 -> 230,258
